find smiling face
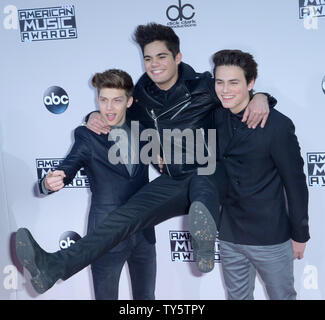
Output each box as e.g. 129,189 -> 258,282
143,40 -> 182,91
98,88 -> 133,127
214,65 -> 255,114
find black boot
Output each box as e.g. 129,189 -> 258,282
188,201 -> 216,273
15,228 -> 63,294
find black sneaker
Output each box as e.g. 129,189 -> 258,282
15,228 -> 58,294
188,201 -> 216,273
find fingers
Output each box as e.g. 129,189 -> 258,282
45,170 -> 66,192
293,250 -> 304,260
259,113 -> 268,129
292,241 -> 306,260
51,170 -> 66,178
157,155 -> 164,173
243,109 -> 269,129
242,108 -> 249,123
293,251 -> 299,260
86,112 -> 110,135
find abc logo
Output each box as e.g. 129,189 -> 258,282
59,231 -> 81,249
43,86 -> 69,114
166,0 -> 195,21
322,76 -> 325,95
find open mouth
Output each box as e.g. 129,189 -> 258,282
106,113 -> 116,122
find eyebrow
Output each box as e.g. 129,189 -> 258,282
99,95 -> 124,99
143,52 -> 169,59
215,78 -> 240,81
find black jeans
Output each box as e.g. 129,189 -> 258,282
54,163 -> 228,280
91,232 -> 156,300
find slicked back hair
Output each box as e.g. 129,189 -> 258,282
91,69 -> 134,97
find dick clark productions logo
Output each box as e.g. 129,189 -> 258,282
166,0 -> 197,28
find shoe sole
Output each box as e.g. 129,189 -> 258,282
15,228 -> 50,294
188,201 -> 216,273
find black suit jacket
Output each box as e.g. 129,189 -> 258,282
216,107 -> 310,245
39,121 -> 155,245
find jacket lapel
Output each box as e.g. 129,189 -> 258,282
218,109 -> 255,156
103,134 -> 131,178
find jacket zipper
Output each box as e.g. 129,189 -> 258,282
200,128 -> 211,157
150,109 -> 172,177
146,97 -> 192,177
147,97 -> 191,121
170,101 -> 191,120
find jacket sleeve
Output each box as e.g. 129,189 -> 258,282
252,92 -> 277,109
58,126 -> 91,186
270,116 -> 310,243
38,127 -> 91,194
84,111 -> 99,124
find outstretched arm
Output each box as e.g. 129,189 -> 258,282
39,127 -> 90,194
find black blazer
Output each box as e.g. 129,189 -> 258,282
39,121 -> 155,245
215,107 -> 310,245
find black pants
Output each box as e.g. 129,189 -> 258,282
91,232 -> 156,300
55,163 -> 228,280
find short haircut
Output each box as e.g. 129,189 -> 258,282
91,69 -> 134,97
212,49 -> 258,84
133,22 -> 180,58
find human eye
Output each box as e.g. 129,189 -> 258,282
99,97 -> 106,102
114,97 -> 125,104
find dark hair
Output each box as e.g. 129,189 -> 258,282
212,49 -> 258,84
133,22 -> 180,58
91,69 -> 133,97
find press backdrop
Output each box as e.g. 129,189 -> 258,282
0,0 -> 324,300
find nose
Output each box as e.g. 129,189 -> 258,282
105,101 -> 113,111
222,83 -> 229,93
151,57 -> 159,67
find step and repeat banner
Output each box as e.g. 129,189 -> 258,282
0,0 -> 324,300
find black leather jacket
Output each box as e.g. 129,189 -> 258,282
127,62 -> 219,177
